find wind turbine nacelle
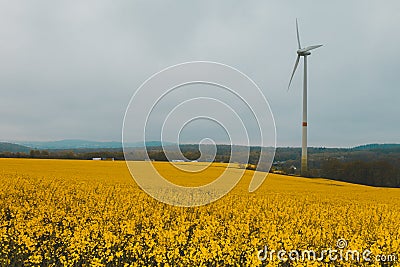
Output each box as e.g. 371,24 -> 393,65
297,49 -> 311,56
297,45 -> 323,56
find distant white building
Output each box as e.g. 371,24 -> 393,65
92,157 -> 114,161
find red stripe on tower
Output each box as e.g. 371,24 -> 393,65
302,122 -> 307,127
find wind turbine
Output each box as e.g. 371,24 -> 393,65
288,19 -> 322,176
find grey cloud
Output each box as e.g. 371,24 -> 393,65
0,0 -> 399,146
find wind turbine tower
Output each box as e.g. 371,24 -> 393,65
288,19 -> 322,176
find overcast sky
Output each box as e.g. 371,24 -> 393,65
0,1 -> 399,147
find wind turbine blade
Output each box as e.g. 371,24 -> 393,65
296,18 -> 301,49
288,55 -> 300,91
303,44 -> 323,52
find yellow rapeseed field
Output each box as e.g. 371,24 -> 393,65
0,158 -> 399,266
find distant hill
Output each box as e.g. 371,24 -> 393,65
16,139 -> 123,149
0,142 -> 31,153
13,139 -> 175,149
5,140 -> 400,151
353,144 -> 400,150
